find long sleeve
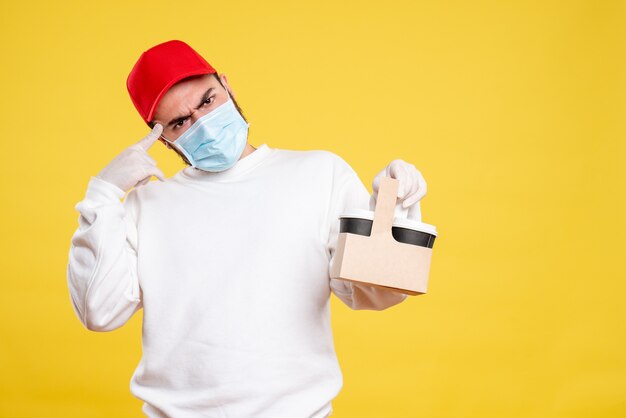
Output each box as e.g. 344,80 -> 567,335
66,176 -> 142,332
326,155 -> 408,310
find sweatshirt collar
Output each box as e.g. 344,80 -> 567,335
178,143 -> 274,182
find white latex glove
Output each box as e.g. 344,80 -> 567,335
370,159 -> 427,221
96,124 -> 166,193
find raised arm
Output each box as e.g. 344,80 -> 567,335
66,125 -> 164,331
66,177 -> 143,331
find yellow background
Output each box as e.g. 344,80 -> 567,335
1,0 -> 625,417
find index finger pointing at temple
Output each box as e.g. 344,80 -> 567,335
136,123 -> 163,151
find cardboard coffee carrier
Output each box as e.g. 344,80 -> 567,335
329,176 -> 438,296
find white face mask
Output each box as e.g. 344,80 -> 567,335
161,90 -> 249,172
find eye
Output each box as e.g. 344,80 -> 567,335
173,118 -> 188,129
201,96 -> 215,107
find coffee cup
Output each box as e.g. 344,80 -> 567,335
339,203 -> 437,248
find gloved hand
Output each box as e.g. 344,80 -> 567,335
371,159 -> 427,220
96,124 -> 166,193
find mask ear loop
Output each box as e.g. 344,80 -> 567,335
159,132 -> 174,149
160,131 -> 196,166
222,84 -> 250,128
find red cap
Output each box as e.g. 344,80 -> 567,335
126,40 -> 217,124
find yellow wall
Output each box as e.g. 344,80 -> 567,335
1,0 -> 625,416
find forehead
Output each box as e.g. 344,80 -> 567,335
153,74 -> 218,120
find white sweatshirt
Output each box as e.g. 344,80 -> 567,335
66,143 -> 407,418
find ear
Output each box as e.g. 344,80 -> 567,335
220,73 -> 235,99
159,138 -> 172,149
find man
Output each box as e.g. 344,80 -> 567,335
66,40 -> 427,418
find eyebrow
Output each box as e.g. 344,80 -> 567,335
166,87 -> 215,127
